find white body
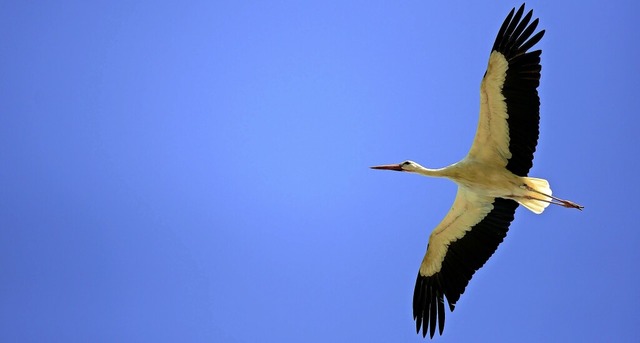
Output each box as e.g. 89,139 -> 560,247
371,5 -> 581,338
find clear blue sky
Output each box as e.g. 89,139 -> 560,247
2,1 -> 639,342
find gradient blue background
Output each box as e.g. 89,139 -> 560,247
2,1 -> 639,342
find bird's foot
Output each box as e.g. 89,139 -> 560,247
521,184 -> 583,210
558,199 -> 584,211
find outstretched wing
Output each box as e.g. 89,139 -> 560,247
413,188 -> 519,338
412,4 -> 545,338
467,4 -> 545,177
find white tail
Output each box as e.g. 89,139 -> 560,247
517,177 -> 553,214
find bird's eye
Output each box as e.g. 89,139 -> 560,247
401,161 -> 412,167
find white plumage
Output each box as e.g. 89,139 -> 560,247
371,4 -> 582,338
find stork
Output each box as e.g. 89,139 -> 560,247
371,4 -> 583,338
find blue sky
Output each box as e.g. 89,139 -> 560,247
2,1 -> 639,342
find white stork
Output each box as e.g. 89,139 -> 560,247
371,4 -> 582,338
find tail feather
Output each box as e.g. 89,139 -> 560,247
517,177 -> 552,214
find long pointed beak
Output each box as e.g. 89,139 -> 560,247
370,164 -> 404,171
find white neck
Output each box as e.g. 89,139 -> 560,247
413,164 -> 451,178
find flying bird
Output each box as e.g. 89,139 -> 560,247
371,4 -> 582,338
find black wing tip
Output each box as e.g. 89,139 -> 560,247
413,273 -> 448,339
493,4 -> 544,57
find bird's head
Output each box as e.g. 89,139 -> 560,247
370,160 -> 421,173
